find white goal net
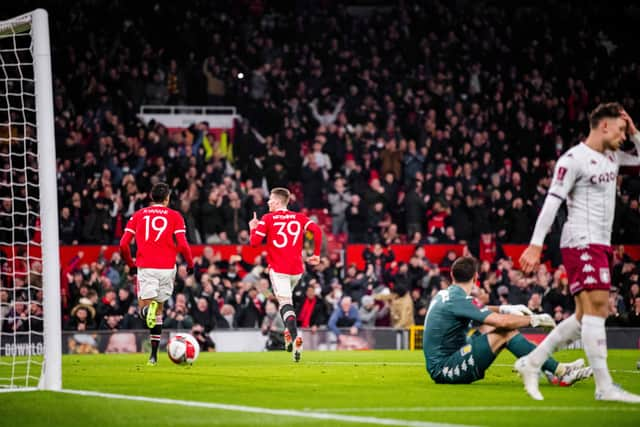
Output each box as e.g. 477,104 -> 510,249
0,9 -> 60,391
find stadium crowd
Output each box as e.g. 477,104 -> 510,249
2,0 -> 640,336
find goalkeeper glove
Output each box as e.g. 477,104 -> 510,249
128,265 -> 137,275
186,265 -> 195,276
530,313 -> 556,328
499,304 -> 533,316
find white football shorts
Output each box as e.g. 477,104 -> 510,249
268,270 -> 302,300
137,267 -> 177,302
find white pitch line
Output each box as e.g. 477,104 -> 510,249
57,389 -> 478,427
493,363 -> 640,374
308,406 -> 640,413
0,386 -> 38,393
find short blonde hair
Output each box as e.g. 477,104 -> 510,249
270,187 -> 290,205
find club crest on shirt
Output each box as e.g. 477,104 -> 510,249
599,268 -> 610,284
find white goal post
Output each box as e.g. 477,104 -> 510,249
0,9 -> 61,391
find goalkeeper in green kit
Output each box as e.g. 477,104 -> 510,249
423,256 -> 592,385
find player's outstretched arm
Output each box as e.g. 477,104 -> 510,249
483,312 -> 544,330
485,305 -> 533,316
497,304 -> 533,316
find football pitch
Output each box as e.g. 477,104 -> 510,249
1,350 -> 639,427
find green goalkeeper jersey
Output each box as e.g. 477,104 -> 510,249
423,285 -> 491,376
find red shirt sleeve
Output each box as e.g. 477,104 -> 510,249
250,214 -> 269,246
119,212 -> 137,267
173,211 -> 193,268
172,210 -> 187,236
124,213 -> 138,236
301,214 -> 322,256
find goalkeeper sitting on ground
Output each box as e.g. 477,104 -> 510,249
423,256 -> 592,386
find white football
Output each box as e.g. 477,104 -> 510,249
167,333 -> 200,365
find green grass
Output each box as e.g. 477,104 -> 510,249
0,354 -> 42,388
1,350 -> 640,427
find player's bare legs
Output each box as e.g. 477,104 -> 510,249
484,328 -> 519,352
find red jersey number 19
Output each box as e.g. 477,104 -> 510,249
143,215 -> 168,242
273,221 -> 301,248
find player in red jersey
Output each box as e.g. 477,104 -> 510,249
119,183 -> 194,365
249,187 -> 322,362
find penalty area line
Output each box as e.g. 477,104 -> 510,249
58,389 -> 478,427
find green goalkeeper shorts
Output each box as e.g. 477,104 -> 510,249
429,333 -> 496,384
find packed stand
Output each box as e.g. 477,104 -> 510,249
2,1 -> 640,333
52,239 -> 640,337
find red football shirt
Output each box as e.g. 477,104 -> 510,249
250,209 -> 321,275
121,205 -> 192,269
